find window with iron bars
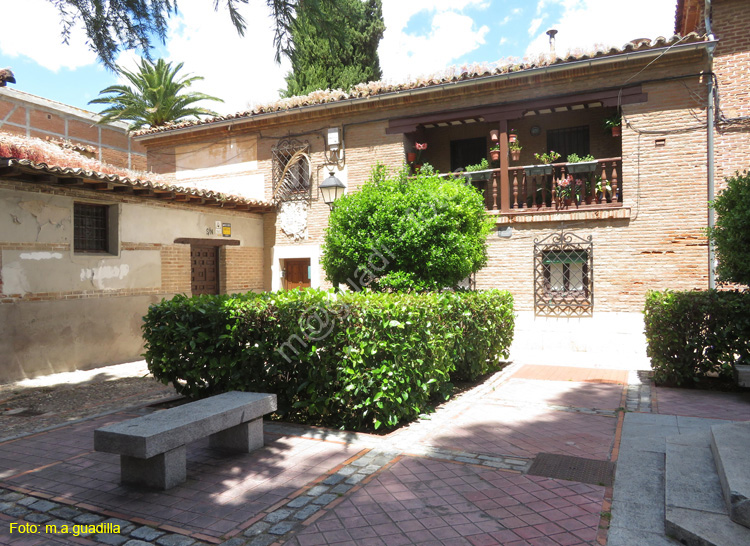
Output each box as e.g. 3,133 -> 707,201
272,139 -> 311,203
74,203 -> 109,253
534,231 -> 593,316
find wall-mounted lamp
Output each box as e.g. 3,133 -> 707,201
319,171 -> 346,209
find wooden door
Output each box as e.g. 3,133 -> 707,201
191,245 -> 220,295
285,258 -> 311,290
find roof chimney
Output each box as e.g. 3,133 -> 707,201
546,29 -> 558,58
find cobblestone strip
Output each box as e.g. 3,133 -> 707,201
0,488 -> 207,546
230,449 -> 401,546
625,369 -> 653,413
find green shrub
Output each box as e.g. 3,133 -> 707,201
321,164 -> 493,292
143,288 -> 514,430
644,290 -> 750,386
709,170 -> 750,286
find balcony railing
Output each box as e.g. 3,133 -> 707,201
468,157 -> 623,213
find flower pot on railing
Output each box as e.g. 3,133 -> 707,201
490,149 -> 500,161
509,133 -> 518,144
611,126 -> 621,137
566,160 -> 598,174
525,164 -> 553,176
407,152 -> 416,163
511,149 -> 521,161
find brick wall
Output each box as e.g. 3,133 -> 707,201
0,89 -> 146,171
140,45 -> 721,312
0,178 -> 264,303
222,246 -> 264,293
160,244 -> 192,294
712,0 -> 750,183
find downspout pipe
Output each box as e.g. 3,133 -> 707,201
706,0 -> 716,289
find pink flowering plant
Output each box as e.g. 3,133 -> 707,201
414,142 -> 428,163
556,174 -> 586,200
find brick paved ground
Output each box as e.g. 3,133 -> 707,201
416,403 -> 617,461
0,362 -> 747,545
484,379 -> 624,410
654,387 -> 750,420
287,457 -> 604,546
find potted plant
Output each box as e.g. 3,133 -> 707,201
465,158 -> 492,181
509,129 -> 518,144
510,140 -> 522,161
566,153 -> 597,173
556,174 -> 574,207
526,150 -> 560,176
490,144 -> 501,161
604,114 -> 622,137
596,175 -> 612,203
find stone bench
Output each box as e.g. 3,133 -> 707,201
94,391 -> 277,489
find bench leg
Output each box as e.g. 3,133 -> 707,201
121,446 -> 186,490
208,417 -> 264,453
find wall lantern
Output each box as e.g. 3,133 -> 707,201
320,171 -> 346,209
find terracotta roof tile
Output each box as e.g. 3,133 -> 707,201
0,131 -> 272,209
134,33 -> 708,137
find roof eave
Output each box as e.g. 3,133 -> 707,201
134,39 -> 715,142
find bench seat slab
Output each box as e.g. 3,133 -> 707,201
121,446 -> 186,490
209,418 -> 264,452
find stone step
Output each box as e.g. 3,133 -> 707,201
664,430 -> 750,546
710,422 -> 750,529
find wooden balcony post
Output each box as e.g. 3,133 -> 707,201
610,161 -> 620,202
499,120 -> 510,211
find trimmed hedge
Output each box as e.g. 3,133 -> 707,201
644,290 -> 750,386
143,289 -> 514,430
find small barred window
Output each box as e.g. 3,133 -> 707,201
74,203 -> 108,253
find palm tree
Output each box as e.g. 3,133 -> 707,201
89,58 -> 223,130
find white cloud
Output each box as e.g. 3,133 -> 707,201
151,2 -> 289,114
525,0 -> 677,59
380,0 -> 490,81
529,17 -> 545,36
0,0 -> 96,71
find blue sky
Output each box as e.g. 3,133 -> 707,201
1,0 -> 677,116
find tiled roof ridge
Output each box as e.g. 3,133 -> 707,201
134,33 -> 708,137
0,131 -> 271,206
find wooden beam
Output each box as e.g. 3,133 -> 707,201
57,177 -> 84,185
386,86 -> 646,133
0,166 -> 24,178
174,237 -> 241,246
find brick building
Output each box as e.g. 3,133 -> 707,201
0,131 -> 271,381
1,0 -> 747,380
0,87 -> 146,170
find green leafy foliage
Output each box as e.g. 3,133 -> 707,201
143,289 -> 515,430
89,58 -> 223,130
282,0 -> 384,97
465,158 -> 490,172
708,171 -> 750,286
321,164 -> 493,292
50,0 -> 334,70
644,290 -> 750,386
566,153 -> 595,163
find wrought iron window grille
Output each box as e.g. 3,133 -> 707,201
74,203 -> 108,253
272,139 -> 312,205
534,230 -> 593,316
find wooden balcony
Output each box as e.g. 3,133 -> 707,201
472,157 -> 623,213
